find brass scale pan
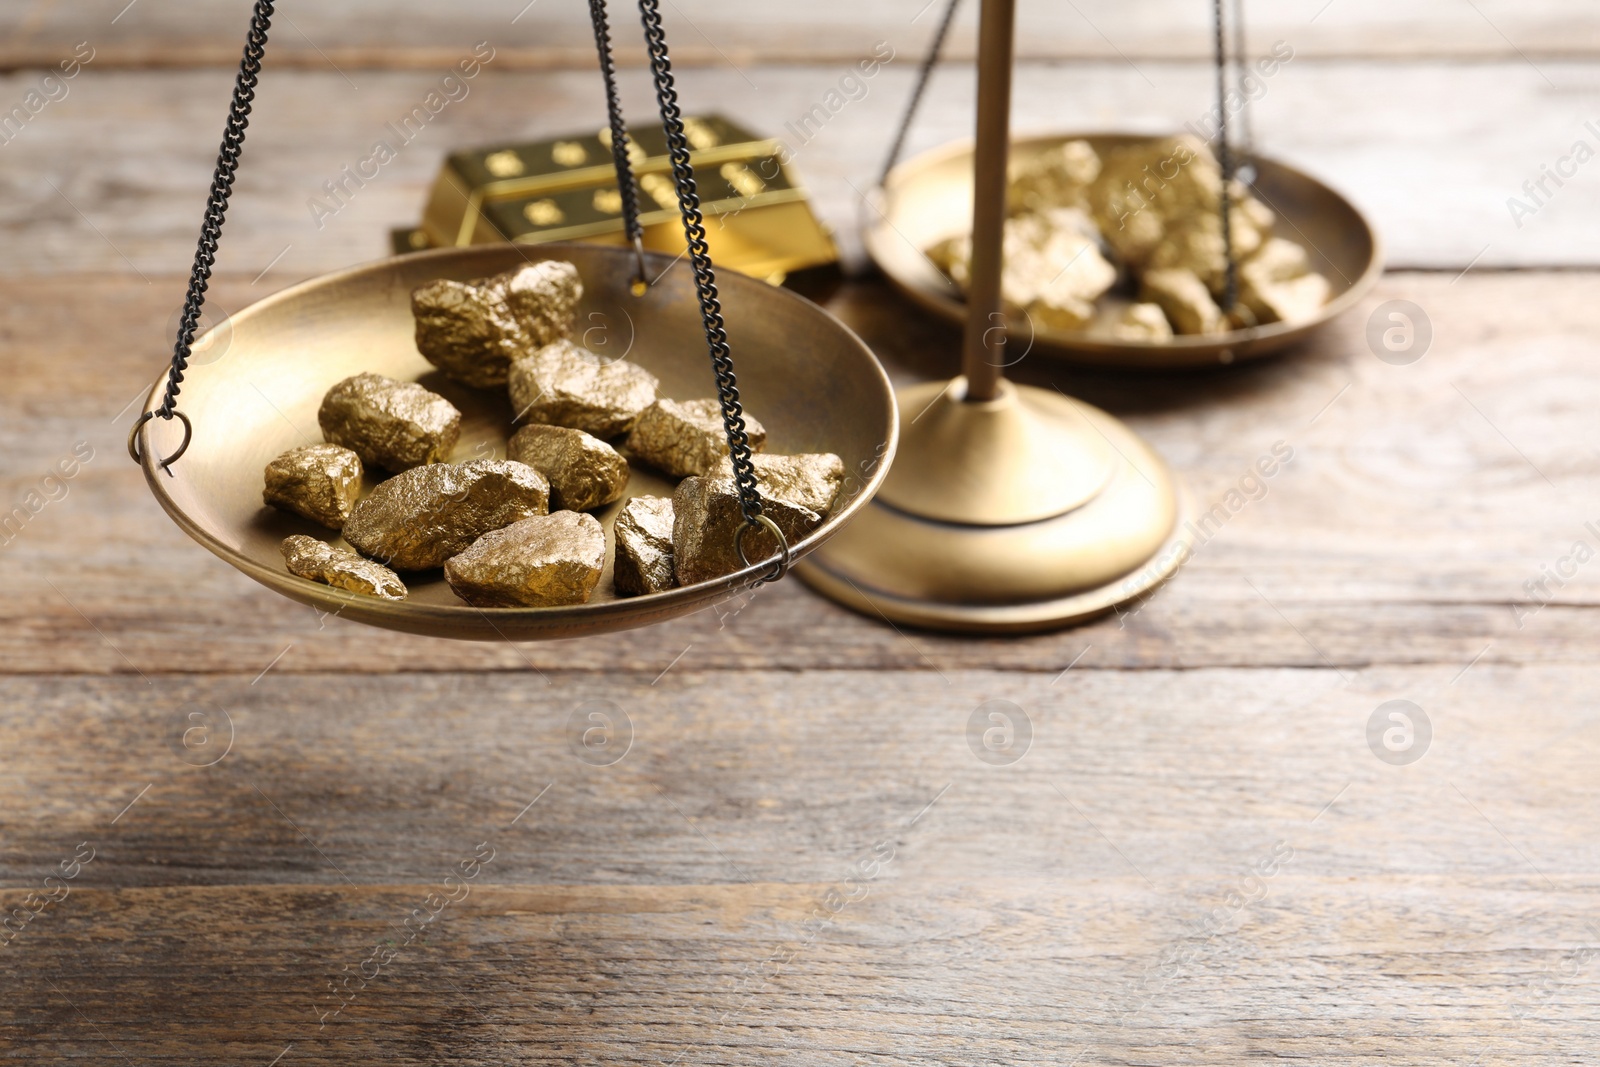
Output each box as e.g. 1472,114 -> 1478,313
868,132 -> 1384,368
133,243 -> 898,641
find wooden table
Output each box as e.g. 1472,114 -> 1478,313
4,2 -> 1599,1063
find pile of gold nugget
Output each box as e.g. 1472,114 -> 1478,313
262,259 -> 843,607
928,136 -> 1331,339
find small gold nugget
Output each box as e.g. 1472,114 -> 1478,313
343,459 -> 549,571
262,443 -> 363,529
626,397 -> 768,478
412,260 -> 581,388
1007,139 -> 1101,215
613,495 -> 676,597
507,424 -> 629,512
672,453 -> 844,585
1238,237 -> 1331,326
318,372 -> 460,472
1091,136 -> 1276,299
1243,271 -> 1331,326
444,511 -> 605,607
281,535 -> 407,600
1140,268 -> 1225,336
929,209 -> 1115,333
1111,302 -> 1174,342
742,453 -> 845,514
508,338 -> 658,439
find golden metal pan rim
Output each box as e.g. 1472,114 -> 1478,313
134,242 -> 898,641
865,131 -> 1385,369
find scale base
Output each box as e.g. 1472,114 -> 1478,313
796,378 -> 1191,634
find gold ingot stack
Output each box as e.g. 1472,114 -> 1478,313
393,115 -> 837,285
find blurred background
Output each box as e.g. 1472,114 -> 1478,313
1,0 -> 1591,281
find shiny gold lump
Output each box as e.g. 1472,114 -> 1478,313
1140,268 -> 1225,336
508,338 -> 659,439
342,459 -> 549,571
929,208 -> 1116,332
626,397 -> 768,478
612,495 -> 676,597
507,424 -> 630,512
444,511 -> 605,607
1238,237 -> 1332,325
412,260 -> 582,388
743,452 -> 845,515
281,535 -> 407,600
1007,138 -> 1101,215
318,373 -> 461,472
672,452 -> 844,585
1088,135 -> 1271,285
1111,302 -> 1175,342
262,443 -> 363,529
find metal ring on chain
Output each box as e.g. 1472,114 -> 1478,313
735,514 -> 791,585
127,409 -> 193,476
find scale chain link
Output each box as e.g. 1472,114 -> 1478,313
154,0 -> 275,427
588,0 -> 646,255
1212,0 -> 1239,312
879,0 -> 962,187
635,0 -> 766,537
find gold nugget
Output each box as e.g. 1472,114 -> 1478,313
1090,136 -> 1273,293
281,535 -> 407,600
507,424 -> 630,512
930,209 -> 1114,333
508,338 -> 658,439
444,511 -> 605,607
1140,269 -> 1225,336
318,372 -> 460,472
1111,302 -> 1174,342
613,495 -> 676,596
342,459 -> 549,571
743,453 -> 844,515
412,260 -> 581,388
1007,139 -> 1101,215
672,453 -> 844,585
626,397 -> 768,478
263,443 -> 363,529
1238,237 -> 1330,325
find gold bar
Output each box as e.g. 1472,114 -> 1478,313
405,115 -> 837,283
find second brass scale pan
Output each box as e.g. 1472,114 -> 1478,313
868,132 -> 1383,368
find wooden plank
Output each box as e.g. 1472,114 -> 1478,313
0,62 -> 1591,274
4,877 -> 1597,1064
2,665 -> 1598,1061
4,269 -> 1598,675
2,665 -> 1594,884
1,0 -> 1595,69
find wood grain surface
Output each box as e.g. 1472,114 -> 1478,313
1,62 -> 1595,273
1,0 -> 1592,67
4,0 -> 1600,1062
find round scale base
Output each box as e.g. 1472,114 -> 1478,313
796,382 -> 1190,634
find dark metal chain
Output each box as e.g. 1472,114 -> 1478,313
156,0 -> 275,422
1229,0 -> 1255,169
588,0 -> 647,280
1211,0 -> 1238,312
635,0 -> 765,534
879,0 -> 963,187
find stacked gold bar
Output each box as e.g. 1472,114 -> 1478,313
392,115 -> 837,284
